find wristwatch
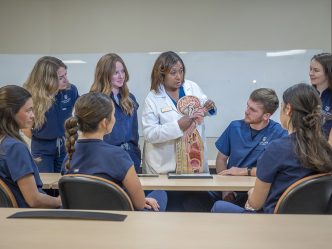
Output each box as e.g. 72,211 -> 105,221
247,167 -> 252,176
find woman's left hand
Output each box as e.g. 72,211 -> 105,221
203,100 -> 215,112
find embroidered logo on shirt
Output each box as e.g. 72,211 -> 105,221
259,136 -> 268,146
324,106 -> 331,112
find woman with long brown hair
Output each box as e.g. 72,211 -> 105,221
90,53 -> 141,173
62,92 -> 167,211
0,85 -> 61,208
309,53 -> 332,145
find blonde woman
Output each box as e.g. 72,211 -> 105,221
90,53 -> 141,173
24,56 -> 79,173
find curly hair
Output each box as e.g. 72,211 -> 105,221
24,56 -> 67,129
282,83 -> 332,172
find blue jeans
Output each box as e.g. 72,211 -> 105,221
211,200 -> 255,213
144,190 -> 167,212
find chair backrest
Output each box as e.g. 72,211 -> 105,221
59,174 -> 134,211
274,173 -> 332,214
0,178 -> 18,208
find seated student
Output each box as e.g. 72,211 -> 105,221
62,92 -> 167,211
212,83 -> 332,213
214,88 -> 287,206
0,85 -> 61,208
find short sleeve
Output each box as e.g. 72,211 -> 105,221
256,143 -> 280,183
108,149 -> 133,182
215,124 -> 231,156
6,142 -> 35,182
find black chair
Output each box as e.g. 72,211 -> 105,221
0,178 -> 18,208
274,173 -> 332,214
59,174 -> 134,211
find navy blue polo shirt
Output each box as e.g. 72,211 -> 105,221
0,137 -> 44,207
62,139 -> 133,187
32,84 -> 79,140
256,134 -> 315,213
215,120 -> 287,168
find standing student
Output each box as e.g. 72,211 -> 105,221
90,53 -> 141,173
63,92 -> 167,211
142,51 -> 216,174
24,56 -> 79,173
211,83 -> 332,213
142,51 -> 216,211
0,85 -> 61,208
309,53 -> 332,145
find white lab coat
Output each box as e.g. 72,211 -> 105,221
142,80 -> 215,174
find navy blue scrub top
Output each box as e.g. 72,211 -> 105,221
32,84 -> 79,140
62,139 -> 133,187
0,136 -> 44,207
256,134 -> 315,213
215,119 -> 288,168
321,88 -> 332,138
103,93 -> 139,147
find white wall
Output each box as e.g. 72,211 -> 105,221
0,0 -> 331,53
0,0 -> 331,159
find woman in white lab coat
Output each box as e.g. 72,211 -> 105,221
142,51 -> 216,174
142,51 -> 217,212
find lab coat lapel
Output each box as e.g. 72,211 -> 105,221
158,84 -> 180,113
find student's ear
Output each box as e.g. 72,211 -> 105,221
99,118 -> 108,131
285,104 -> 292,116
262,112 -> 271,121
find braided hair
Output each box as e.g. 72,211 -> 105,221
64,92 -> 114,170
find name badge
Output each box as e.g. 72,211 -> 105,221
161,106 -> 172,113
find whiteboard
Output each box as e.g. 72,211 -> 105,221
0,50 -> 322,137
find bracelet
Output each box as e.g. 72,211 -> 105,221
244,201 -> 257,211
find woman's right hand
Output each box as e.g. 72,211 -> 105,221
178,110 -> 205,132
178,115 -> 195,131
